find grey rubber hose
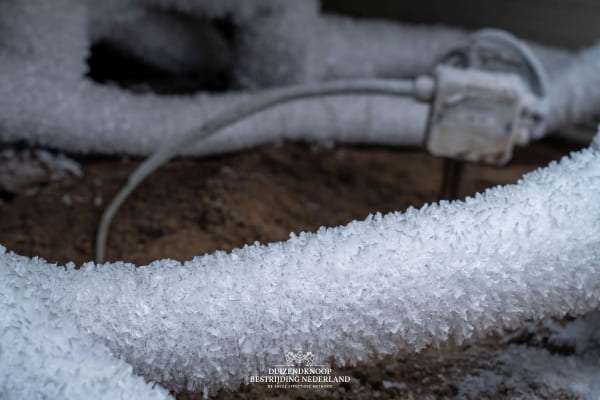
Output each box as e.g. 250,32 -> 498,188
95,77 -> 433,263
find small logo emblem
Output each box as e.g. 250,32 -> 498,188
285,351 -> 315,367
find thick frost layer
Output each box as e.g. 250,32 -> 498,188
458,314 -> 600,399
546,311 -> 600,354
0,0 -> 425,156
1,141 -> 599,396
548,43 -> 600,129
0,254 -> 171,399
0,149 -> 82,193
0,0 -> 580,156
458,346 -> 600,399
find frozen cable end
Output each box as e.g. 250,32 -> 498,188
414,75 -> 436,102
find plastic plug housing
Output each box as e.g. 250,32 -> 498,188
426,66 -> 539,165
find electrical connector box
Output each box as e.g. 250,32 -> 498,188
426,66 -> 534,165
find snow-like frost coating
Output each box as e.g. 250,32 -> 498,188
0,0 -> 581,156
458,346 -> 600,399
458,314 -> 600,399
0,254 -> 171,399
1,140 -> 599,396
548,43 -> 600,129
0,0 -> 427,155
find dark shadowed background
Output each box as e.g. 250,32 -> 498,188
322,0 -> 600,48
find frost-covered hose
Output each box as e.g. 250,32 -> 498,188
0,0 -> 591,157
547,43 -> 600,130
0,0 -> 431,156
95,77 -> 433,263
2,137 -> 600,398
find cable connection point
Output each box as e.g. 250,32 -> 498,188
414,75 -> 435,102
425,29 -> 548,165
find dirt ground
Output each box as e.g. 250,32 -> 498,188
0,139 -> 582,265
0,138 -> 585,399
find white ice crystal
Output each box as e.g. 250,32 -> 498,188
1,139 -> 599,397
0,149 -> 82,193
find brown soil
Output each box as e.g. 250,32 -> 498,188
199,338 -> 578,400
0,139 -> 581,266
0,138 -> 584,399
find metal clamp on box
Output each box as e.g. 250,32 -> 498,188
426,29 -> 548,165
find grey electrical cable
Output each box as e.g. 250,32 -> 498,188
467,29 -> 550,139
472,29 -> 549,98
95,77 -> 434,263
